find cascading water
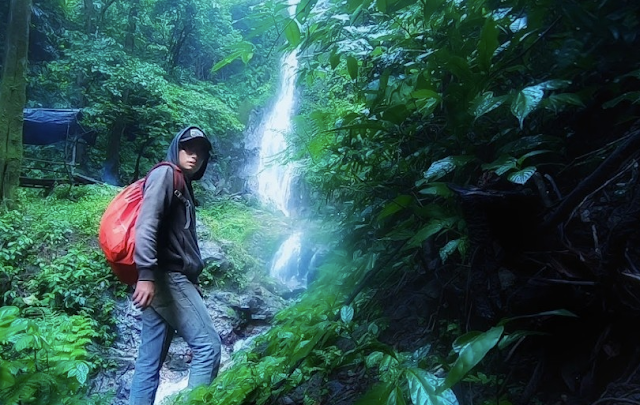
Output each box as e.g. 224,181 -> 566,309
256,51 -> 298,217
270,231 -> 304,290
253,3 -> 310,289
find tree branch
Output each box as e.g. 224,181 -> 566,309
540,122 -> 640,231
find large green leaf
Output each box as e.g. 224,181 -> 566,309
423,0 -> 445,22
377,0 -> 419,14
537,80 -> 572,91
423,157 -> 456,181
418,182 -> 453,198
330,49 -> 341,69
516,150 -> 551,166
0,306 -> 19,326
406,368 -> 439,405
407,219 -> 453,248
411,89 -> 441,100
351,0 -> 373,21
439,239 -> 461,262
376,0 -> 388,13
500,309 -> 578,325
438,326 -> 504,393
378,195 -> 414,220
346,0 -> 367,12
382,104 -> 411,123
296,0 -> 319,21
510,85 -> 544,128
451,331 -> 483,353
14,333 -> 35,352
507,166 -> 536,184
381,353 -> 401,372
340,306 -> 355,323
347,56 -> 359,80
0,307 -> 21,344
477,17 -> 499,72
510,80 -> 572,127
366,351 -> 385,368
481,155 -> 517,176
446,56 -> 474,83
470,92 -> 508,118
284,18 -> 302,47
68,361 -> 90,384
0,364 -> 15,390
423,156 -> 471,181
211,42 -> 255,72
497,330 -> 545,350
406,368 -> 458,405
388,385 -> 407,405
290,322 -> 332,364
602,91 -> 640,109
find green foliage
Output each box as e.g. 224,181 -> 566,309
186,281 -> 372,405
11,0 -> 639,403
0,185 -> 128,401
196,0 -> 640,403
200,198 -> 276,245
1,186 -> 126,339
438,326 -> 504,393
288,0 -> 640,260
30,35 -> 245,180
24,185 -> 118,237
27,0 -> 280,183
0,306 -> 98,405
198,197 -> 289,289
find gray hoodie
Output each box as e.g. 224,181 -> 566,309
133,126 -> 211,283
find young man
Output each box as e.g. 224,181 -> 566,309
129,126 -> 222,405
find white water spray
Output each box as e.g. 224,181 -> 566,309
269,231 -> 304,290
256,50 -> 298,217
254,2 -> 310,288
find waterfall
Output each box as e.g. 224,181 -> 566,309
269,231 -> 304,290
254,2 -> 321,290
255,50 -> 298,217
257,49 -> 303,286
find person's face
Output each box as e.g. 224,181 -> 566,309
178,140 -> 208,175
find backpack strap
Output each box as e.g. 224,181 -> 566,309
145,162 -> 191,230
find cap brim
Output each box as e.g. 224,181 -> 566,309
181,136 -> 211,151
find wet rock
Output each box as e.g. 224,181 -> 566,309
200,239 -> 229,268
89,282 -> 286,404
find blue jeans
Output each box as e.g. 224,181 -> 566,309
129,272 -> 221,405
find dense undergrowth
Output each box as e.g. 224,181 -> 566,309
0,186 -> 121,404
0,185 -> 285,404
195,0 -> 640,404
2,0 -> 639,403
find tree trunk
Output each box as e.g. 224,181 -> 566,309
83,0 -> 95,34
124,0 -> 139,53
0,0 -> 32,207
102,101 -> 127,185
101,0 -> 139,185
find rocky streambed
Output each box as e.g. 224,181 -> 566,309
88,282 -> 289,404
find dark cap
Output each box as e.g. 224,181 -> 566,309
180,127 -> 212,151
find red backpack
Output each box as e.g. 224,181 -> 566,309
99,162 -> 185,285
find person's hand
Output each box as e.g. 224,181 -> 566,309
133,280 -> 155,309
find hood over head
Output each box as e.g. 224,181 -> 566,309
166,125 -> 212,181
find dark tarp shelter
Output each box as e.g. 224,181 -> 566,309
20,108 -> 99,188
23,108 -> 88,145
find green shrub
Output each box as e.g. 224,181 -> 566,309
198,198 -> 289,289
2,186 -> 126,345
0,306 -> 99,405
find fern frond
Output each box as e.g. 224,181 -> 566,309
0,371 -> 56,405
